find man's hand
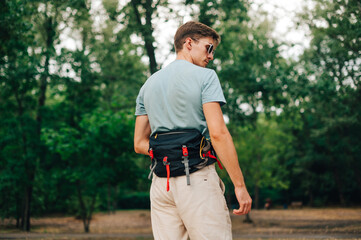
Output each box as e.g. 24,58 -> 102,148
233,186 -> 252,215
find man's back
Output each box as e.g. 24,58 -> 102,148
136,59 -> 225,137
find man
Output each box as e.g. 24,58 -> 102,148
134,21 -> 252,240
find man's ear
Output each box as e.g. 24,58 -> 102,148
184,37 -> 192,51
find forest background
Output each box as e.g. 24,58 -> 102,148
1,0 -> 360,234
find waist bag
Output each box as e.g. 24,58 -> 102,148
148,129 -> 223,191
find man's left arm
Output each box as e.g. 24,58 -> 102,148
134,115 -> 151,155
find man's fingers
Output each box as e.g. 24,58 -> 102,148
233,204 -> 251,215
233,202 -> 251,215
233,208 -> 246,215
245,202 -> 251,213
233,208 -> 243,215
246,201 -> 252,213
239,204 -> 245,213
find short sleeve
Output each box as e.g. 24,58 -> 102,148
135,87 -> 147,116
202,70 -> 226,106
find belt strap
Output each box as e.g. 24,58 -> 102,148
182,145 -> 191,185
163,156 -> 170,191
148,148 -> 156,179
148,157 -> 157,180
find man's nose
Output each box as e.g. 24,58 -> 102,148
208,52 -> 214,61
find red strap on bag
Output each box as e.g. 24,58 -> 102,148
163,156 -> 170,191
182,145 -> 188,156
203,151 -> 223,169
149,148 -> 154,159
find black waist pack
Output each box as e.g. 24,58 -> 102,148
148,129 -> 216,179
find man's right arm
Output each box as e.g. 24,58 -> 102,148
203,102 -> 252,215
134,115 -> 151,155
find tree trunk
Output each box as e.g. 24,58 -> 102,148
14,91 -> 28,230
352,161 -> 361,200
254,154 -> 261,209
332,163 -> 346,206
16,216 -> 20,228
254,184 -> 259,209
243,213 -> 253,223
144,0 -> 157,74
107,183 -> 112,214
76,181 -> 87,232
20,12 -> 55,231
22,18 -> 53,232
112,186 -> 118,213
130,0 -> 158,74
308,188 -> 314,207
21,187 -> 33,231
76,181 -> 97,233
15,90 -> 35,231
84,224 -> 89,233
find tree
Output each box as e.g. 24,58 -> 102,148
38,0 -> 149,231
42,109 -> 139,232
103,0 -> 172,74
291,0 -> 361,205
231,116 -> 291,209
0,0 -> 41,230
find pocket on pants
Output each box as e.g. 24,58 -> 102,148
219,177 -> 226,194
206,168 -> 226,197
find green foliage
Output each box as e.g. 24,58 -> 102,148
237,116 -> 291,190
39,108 -> 142,224
186,0 -> 249,26
220,115 -> 292,208
0,0 -> 40,227
289,0 -> 361,206
0,0 -> 148,232
118,192 -> 150,209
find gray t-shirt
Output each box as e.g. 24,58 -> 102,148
135,59 -> 226,138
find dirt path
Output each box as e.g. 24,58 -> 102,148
1,208 -> 361,239
1,232 -> 360,239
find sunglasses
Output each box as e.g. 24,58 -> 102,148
205,43 -> 214,55
198,40 -> 214,55
190,39 -> 215,55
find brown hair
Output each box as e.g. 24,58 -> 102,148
174,21 -> 220,53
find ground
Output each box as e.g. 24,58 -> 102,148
1,208 -> 361,239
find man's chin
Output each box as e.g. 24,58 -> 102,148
194,60 -> 208,67
195,63 -> 207,68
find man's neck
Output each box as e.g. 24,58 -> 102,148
176,52 -> 193,64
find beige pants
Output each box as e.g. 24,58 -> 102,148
150,164 -> 232,240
